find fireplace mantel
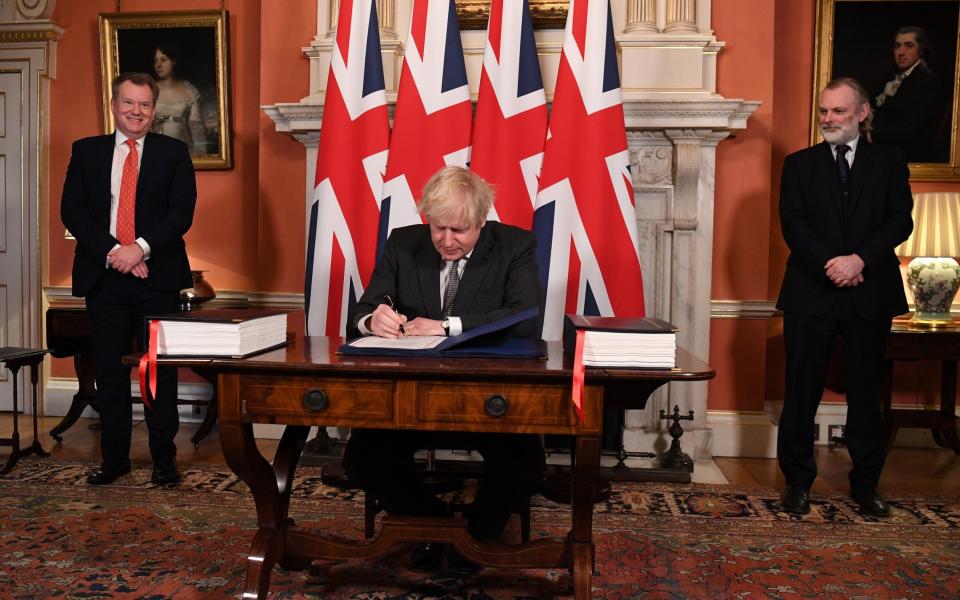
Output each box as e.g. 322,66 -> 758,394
263,0 -> 760,459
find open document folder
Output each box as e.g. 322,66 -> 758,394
337,307 -> 544,358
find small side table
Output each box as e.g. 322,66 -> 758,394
1,347 -> 50,473
882,320 -> 960,454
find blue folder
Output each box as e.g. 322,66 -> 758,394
337,307 -> 545,358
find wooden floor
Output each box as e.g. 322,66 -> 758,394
3,415 -> 960,496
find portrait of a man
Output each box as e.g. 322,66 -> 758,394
828,1 -> 959,167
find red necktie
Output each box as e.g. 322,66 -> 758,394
116,139 -> 138,245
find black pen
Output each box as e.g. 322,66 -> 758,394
383,294 -> 405,337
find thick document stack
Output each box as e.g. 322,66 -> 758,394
564,314 -> 677,368
339,307 -> 543,358
146,309 -> 289,358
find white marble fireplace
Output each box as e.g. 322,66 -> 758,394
264,0 -> 760,460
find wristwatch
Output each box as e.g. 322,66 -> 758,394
441,319 -> 450,336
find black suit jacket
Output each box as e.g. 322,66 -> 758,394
61,132 -> 196,297
871,62 -> 946,163
348,221 -> 541,340
776,140 -> 913,320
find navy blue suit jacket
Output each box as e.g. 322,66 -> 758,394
348,221 -> 541,340
60,132 -> 196,297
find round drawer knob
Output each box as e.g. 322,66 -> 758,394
484,394 -> 509,418
304,389 -> 328,411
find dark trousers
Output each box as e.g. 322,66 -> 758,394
86,269 -> 180,469
344,429 -> 546,540
778,297 -> 892,491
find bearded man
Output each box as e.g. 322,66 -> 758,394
775,77 -> 913,517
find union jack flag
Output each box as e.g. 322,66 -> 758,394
533,0 -> 645,341
378,0 -> 472,249
305,0 -> 389,336
471,0 -> 547,228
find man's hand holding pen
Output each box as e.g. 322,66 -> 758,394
370,295 -> 408,339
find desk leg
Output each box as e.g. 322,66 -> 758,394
934,359 -> 960,454
570,433 -> 601,599
220,418 -> 309,600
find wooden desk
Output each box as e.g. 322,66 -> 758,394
882,320 -> 960,454
138,337 -> 713,599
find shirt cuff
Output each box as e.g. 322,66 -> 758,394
357,314 -> 374,336
136,238 -> 151,260
448,316 -> 463,336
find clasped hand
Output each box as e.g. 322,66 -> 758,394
824,254 -> 864,288
370,304 -> 444,338
108,244 -> 148,278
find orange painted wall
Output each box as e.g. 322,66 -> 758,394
45,0 -> 315,378
42,1 -> 950,410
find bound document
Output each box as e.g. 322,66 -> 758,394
564,314 -> 677,368
145,309 -> 289,358
339,307 -> 543,358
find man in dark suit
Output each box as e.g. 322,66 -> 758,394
60,73 -> 197,486
776,77 -> 913,517
343,166 -> 544,573
871,26 -> 946,163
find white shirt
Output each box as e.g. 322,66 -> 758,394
829,134 -> 859,169
109,131 -> 151,261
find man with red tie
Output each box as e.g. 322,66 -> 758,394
61,73 -> 197,486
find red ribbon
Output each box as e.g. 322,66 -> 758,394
571,329 -> 586,422
137,320 -> 159,411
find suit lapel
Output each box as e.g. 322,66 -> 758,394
454,226 -> 493,315
99,134 -> 116,202
814,142 -> 846,228
136,133 -> 158,198
849,139 -> 876,218
416,236 -> 443,318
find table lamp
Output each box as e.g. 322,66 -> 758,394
895,192 -> 960,326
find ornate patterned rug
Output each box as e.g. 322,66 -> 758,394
1,459 -> 959,599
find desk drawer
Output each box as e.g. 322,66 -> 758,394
417,382 -> 574,430
240,375 -> 394,422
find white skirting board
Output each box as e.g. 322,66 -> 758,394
44,378 -> 212,423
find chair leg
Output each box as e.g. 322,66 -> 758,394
364,493 -> 379,539
519,498 -> 531,543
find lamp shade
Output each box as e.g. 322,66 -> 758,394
895,192 -> 960,258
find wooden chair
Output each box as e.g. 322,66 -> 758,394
362,449 -> 532,541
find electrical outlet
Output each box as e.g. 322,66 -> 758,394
813,423 -> 820,441
829,424 -> 845,441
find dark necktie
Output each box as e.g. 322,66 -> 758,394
835,144 -> 851,225
441,259 -> 460,318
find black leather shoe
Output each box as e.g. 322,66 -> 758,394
851,488 -> 891,517
86,461 -> 132,486
446,546 -> 481,576
409,543 -> 444,572
782,485 -> 811,515
151,456 -> 181,485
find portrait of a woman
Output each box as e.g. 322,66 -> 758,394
151,43 -> 212,154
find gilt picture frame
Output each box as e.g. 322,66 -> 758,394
812,0 -> 960,180
99,10 -> 232,170
456,0 -> 568,29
